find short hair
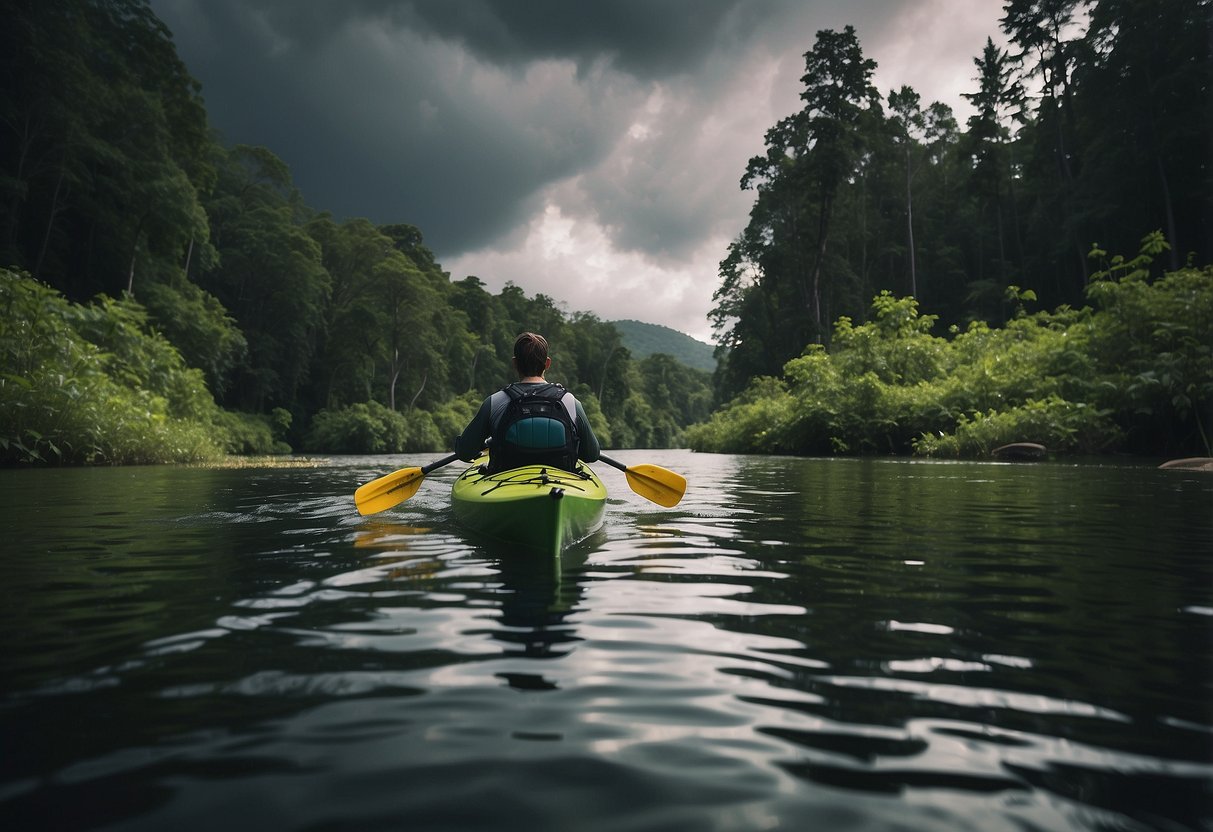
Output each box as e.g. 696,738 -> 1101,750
513,332 -> 549,377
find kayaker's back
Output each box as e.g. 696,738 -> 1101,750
487,383 -> 579,473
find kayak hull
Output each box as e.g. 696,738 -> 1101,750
451,458 -> 607,555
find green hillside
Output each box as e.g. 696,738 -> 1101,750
611,320 -> 717,373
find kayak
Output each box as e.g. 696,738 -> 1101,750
451,456 -> 607,555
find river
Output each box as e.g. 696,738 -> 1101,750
1,451 -> 1210,831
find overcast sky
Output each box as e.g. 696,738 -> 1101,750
149,0 -> 1007,342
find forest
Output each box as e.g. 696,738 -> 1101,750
0,0 -> 712,464
704,0 -> 1211,456
1,0 -> 1210,465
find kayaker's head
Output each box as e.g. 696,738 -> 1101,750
513,332 -> 551,379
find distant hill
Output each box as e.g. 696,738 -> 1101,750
610,320 -> 717,374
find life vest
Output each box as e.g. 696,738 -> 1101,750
488,383 -> 579,473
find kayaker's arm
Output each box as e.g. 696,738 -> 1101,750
574,400 -> 601,463
454,398 -> 493,462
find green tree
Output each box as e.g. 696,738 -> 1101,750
887,87 -> 959,300
961,37 -> 1027,316
793,26 -> 881,337
1,0 -> 214,300
1077,0 -> 1213,272
197,145 -> 329,411
711,27 -> 881,398
1001,0 -> 1093,293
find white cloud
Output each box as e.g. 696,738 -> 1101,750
445,200 -> 725,342
152,0 -> 1010,345
869,0 -> 1009,121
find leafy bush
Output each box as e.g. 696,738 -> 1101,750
1084,234 -> 1213,453
425,392 -> 481,450
303,401 -> 442,454
688,235 -> 1212,458
140,280 -> 247,396
214,408 -> 293,455
0,270 -> 226,464
685,376 -> 797,454
912,395 -> 1123,456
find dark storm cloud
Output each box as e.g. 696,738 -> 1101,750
388,0 -> 780,77
168,0 -> 785,77
149,0 -> 831,257
149,0 -> 1004,336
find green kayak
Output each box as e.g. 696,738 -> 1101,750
451,456 -> 607,555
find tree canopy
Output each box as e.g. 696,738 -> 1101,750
1,0 -> 1208,463
711,0 -> 1211,404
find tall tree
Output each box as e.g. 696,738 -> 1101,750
962,37 -> 1027,314
1078,0 -> 1213,270
796,26 -> 881,337
887,88 -> 959,300
197,145 -> 329,411
712,27 -> 880,397
1001,0 -> 1093,289
0,0 -> 213,298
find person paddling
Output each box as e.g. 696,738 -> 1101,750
356,333 -> 682,514
455,332 -> 601,474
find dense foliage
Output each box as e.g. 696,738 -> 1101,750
1,0 -> 1208,465
0,0 -> 711,463
688,234 -> 1213,457
711,0 -> 1211,401
0,268 -> 226,464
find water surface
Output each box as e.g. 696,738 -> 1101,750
1,452 -> 1210,830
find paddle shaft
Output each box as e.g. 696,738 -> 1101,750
598,453 -> 629,474
421,453 -> 461,475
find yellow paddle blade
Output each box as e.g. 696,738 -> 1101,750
623,463 -> 686,508
354,467 -> 425,516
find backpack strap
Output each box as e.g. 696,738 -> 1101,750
486,382 -> 580,473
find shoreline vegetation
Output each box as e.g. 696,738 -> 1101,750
688,235 -> 1212,460
2,1 -> 1209,468
5,233 -> 1208,468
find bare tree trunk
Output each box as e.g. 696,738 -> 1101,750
468,347 -> 481,392
126,217 -> 146,295
905,147 -> 917,298
182,234 -> 195,281
808,194 -> 833,342
388,348 -> 400,411
597,346 -> 618,401
407,370 -> 428,412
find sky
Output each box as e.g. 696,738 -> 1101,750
149,0 -> 1008,343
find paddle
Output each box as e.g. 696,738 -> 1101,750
354,453 -> 460,516
598,454 -> 686,508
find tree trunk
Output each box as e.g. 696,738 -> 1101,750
126,217 -> 147,295
905,146 -> 917,298
182,234 -> 195,281
808,193 -> 834,341
388,348 -> 400,411
407,370 -> 428,412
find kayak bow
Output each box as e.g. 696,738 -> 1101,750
451,457 -> 607,555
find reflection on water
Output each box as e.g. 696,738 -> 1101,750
1,453 -> 1211,831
